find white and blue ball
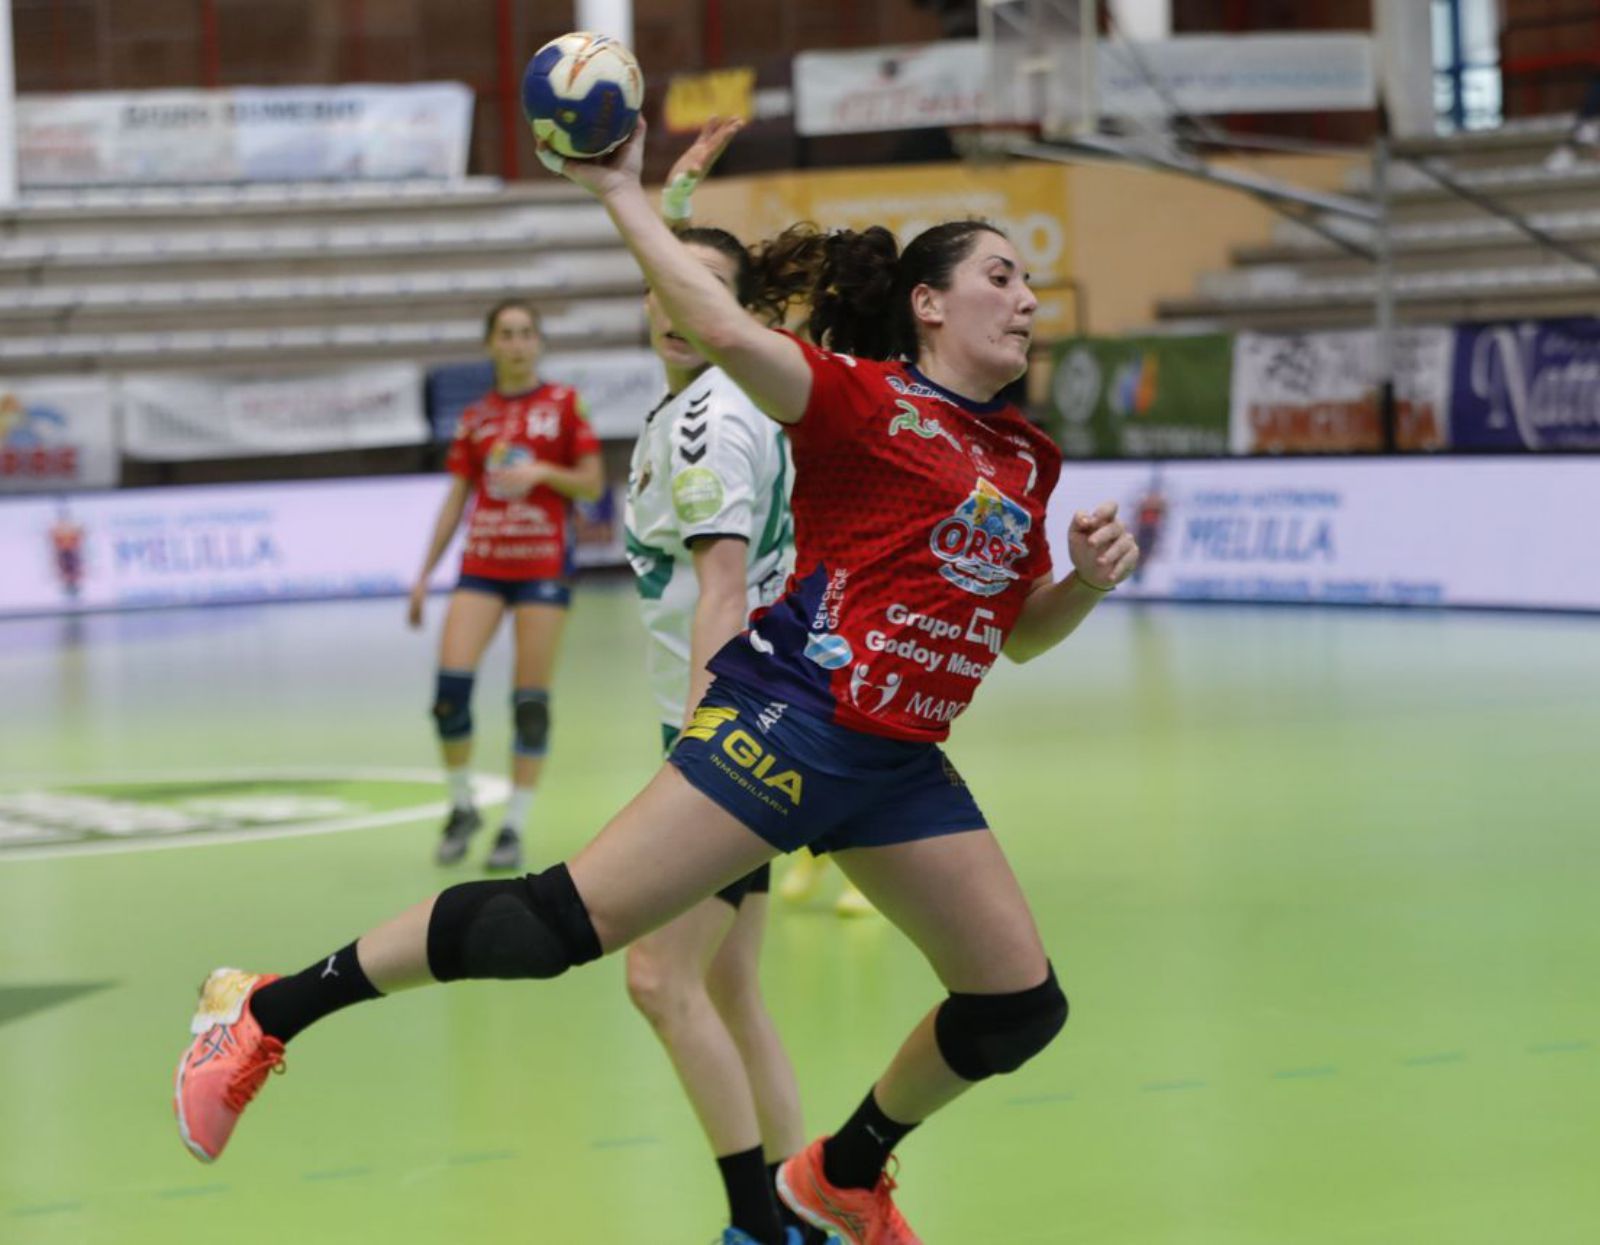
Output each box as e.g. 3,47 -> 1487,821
521,32 -> 644,160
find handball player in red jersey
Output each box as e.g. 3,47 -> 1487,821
172,121 -> 1137,1245
406,300 -> 603,872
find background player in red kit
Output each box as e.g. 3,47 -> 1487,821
173,121 -> 1137,1245
406,299 -> 603,872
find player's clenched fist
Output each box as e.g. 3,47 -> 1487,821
1068,500 -> 1139,591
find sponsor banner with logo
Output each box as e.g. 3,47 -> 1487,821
1230,328 -> 1453,454
693,162 -> 1073,334
1449,317 -> 1600,451
794,36 -> 1375,136
664,68 -> 759,133
0,377 -> 119,492
1050,334 -> 1231,458
1047,456 -> 1600,612
120,365 -> 427,461
0,474 -> 623,617
1096,34 -> 1375,118
16,83 -> 473,187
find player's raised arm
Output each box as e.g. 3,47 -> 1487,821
541,121 -> 812,426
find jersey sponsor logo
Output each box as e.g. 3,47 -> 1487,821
886,374 -> 956,406
0,769 -> 507,858
863,629 -> 945,673
682,708 -> 805,806
882,602 -> 1004,657
748,627 -> 776,656
812,567 -> 848,634
678,392 -> 711,464
888,399 -> 964,455
907,691 -> 965,724
929,478 -> 1032,597
682,705 -> 738,741
720,729 -> 804,805
850,663 -> 903,712
484,442 -> 535,500
756,701 -> 788,732
804,631 -> 853,669
672,465 -> 726,524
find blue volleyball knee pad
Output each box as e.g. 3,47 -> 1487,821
934,964 -> 1069,1081
432,669 -> 475,741
512,688 -> 550,756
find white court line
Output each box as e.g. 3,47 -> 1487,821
0,766 -> 511,864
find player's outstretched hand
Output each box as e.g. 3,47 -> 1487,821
537,116 -> 647,200
667,116 -> 744,187
1068,501 -> 1139,591
406,581 -> 428,629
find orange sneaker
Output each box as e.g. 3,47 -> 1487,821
777,1138 -> 921,1245
173,968 -> 285,1162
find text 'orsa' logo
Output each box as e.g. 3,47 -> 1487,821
929,478 -> 1031,597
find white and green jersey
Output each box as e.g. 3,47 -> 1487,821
625,366 -> 795,727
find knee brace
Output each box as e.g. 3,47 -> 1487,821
426,863 -> 602,982
512,688 -> 550,756
432,669 -> 474,741
934,964 -> 1068,1082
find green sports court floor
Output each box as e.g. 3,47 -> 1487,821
2,584 -> 1596,1244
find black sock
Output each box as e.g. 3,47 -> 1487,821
249,942 -> 382,1044
770,1160 -> 829,1244
717,1146 -> 784,1244
821,1088 -> 919,1191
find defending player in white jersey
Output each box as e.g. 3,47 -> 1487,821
619,123 -> 829,1245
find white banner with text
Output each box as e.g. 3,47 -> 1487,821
0,475 -> 624,616
17,83 -> 474,186
795,35 -> 1376,135
121,365 -> 428,461
1047,457 -> 1600,612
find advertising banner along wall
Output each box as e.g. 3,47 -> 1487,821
0,377 -> 119,492
0,475 -> 625,617
1048,456 -> 1600,612
16,83 -> 474,186
1230,328 -> 1453,453
120,365 -> 428,461
794,35 -> 1376,136
1450,317 -> 1600,451
1050,334 -> 1231,458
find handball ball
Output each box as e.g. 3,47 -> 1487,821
522,32 -> 644,159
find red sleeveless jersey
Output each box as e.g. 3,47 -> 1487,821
709,336 -> 1063,743
445,384 -> 600,580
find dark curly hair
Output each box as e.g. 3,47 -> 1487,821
754,219 -> 1008,359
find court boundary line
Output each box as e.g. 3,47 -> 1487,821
0,766 -> 511,864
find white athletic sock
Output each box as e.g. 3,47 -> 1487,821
446,767 -> 474,811
503,786 -> 535,834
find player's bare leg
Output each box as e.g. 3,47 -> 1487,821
174,766 -> 777,1161
777,830 -> 1062,1245
431,589 -> 505,863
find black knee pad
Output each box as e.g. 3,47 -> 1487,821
934,964 -> 1069,1082
433,670 -> 474,741
426,863 -> 602,982
512,689 -> 550,756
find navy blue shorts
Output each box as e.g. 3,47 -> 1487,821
663,720 -> 771,906
456,574 -> 571,608
668,678 -> 987,856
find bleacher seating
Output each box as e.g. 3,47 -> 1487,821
0,178 -> 647,375
1158,113 -> 1600,331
